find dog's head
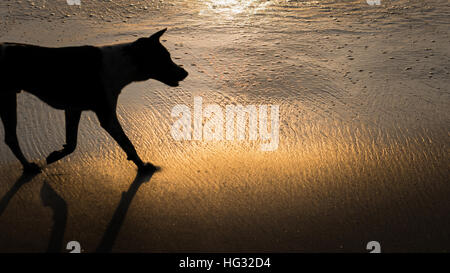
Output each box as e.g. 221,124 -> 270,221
129,28 -> 188,86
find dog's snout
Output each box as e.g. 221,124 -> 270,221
180,68 -> 188,80
172,63 -> 188,81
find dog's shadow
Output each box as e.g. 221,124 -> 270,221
0,172 -> 67,252
0,172 -> 39,218
96,167 -> 159,253
40,181 -> 68,253
0,165 -> 158,252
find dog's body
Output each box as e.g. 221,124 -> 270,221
0,29 -> 188,173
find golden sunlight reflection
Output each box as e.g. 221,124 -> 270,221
200,0 -> 273,18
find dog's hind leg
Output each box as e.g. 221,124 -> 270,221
0,91 -> 41,173
96,110 -> 156,173
46,109 -> 81,164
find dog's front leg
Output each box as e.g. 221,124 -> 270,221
0,92 -> 41,173
47,109 -> 81,164
96,110 -> 157,173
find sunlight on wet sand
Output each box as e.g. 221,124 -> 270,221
1,114 -> 447,252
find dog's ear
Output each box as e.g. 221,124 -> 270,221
150,28 -> 167,41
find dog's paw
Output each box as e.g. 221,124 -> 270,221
23,163 -> 41,174
138,163 -> 160,174
46,150 -> 68,164
46,150 -> 62,164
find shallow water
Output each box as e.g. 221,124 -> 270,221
0,0 -> 449,252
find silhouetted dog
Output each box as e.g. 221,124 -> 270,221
0,29 -> 188,173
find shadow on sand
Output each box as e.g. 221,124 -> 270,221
40,181 -> 68,253
0,166 -> 157,252
0,172 -> 39,218
0,172 -> 67,252
96,168 -> 158,252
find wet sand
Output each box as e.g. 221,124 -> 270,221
0,0 -> 449,252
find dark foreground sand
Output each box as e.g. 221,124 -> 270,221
0,0 -> 449,252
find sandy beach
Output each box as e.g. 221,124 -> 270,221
0,0 -> 449,252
